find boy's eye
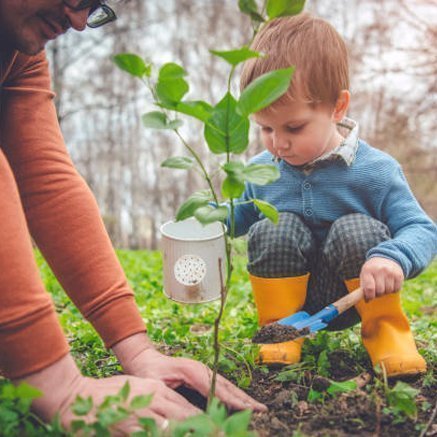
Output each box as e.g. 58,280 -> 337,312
261,126 -> 273,133
287,125 -> 304,133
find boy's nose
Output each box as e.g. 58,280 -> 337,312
63,6 -> 89,31
272,134 -> 291,155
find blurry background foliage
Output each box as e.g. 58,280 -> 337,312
47,0 -> 437,249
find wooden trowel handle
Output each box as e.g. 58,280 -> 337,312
333,287 -> 363,315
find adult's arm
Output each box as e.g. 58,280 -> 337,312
1,50 -> 146,352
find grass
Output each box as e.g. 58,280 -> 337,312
4,247 -> 434,435
34,245 -> 436,385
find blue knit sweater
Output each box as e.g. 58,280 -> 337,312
231,140 -> 437,279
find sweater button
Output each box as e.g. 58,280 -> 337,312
305,208 -> 313,216
303,182 -> 311,190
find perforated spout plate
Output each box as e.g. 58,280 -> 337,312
174,254 -> 206,286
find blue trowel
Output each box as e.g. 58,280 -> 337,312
252,287 -> 363,344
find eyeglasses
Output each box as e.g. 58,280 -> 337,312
62,0 -> 117,28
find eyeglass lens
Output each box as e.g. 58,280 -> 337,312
63,1 -> 117,28
87,4 -> 117,28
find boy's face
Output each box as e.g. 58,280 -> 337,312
253,99 -> 343,167
0,0 -> 92,55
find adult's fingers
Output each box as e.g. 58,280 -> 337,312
215,373 -> 267,412
182,361 -> 267,412
149,384 -> 202,420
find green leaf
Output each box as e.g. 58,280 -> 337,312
266,0 -> 306,19
119,381 -> 130,402
210,46 -> 262,66
142,111 -> 183,130
242,164 -> 280,185
0,408 -> 19,423
72,396 -> 93,416
222,161 -> 245,199
71,419 -> 88,432
204,93 -> 249,154
113,53 -> 150,78
100,394 -> 120,409
237,67 -> 295,116
275,368 -> 300,382
138,417 -> 159,435
161,156 -> 195,170
93,423 -> 111,437
175,100 -> 213,122
130,394 -> 153,409
158,62 -> 186,81
223,160 -> 245,179
327,380 -> 357,395
207,398 -> 228,425
194,205 -> 228,225
97,408 -> 129,428
387,381 -> 419,418
307,388 -> 323,403
316,350 -> 330,377
156,63 -> 189,105
238,0 -> 265,22
176,190 -> 212,221
222,176 -> 245,199
132,431 -> 150,437
223,409 -> 252,434
14,383 -> 42,400
173,414 -> 215,435
253,199 -> 279,223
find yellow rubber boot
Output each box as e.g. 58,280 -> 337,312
250,273 -> 309,365
345,278 -> 426,378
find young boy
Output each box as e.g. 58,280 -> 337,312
234,13 -> 436,377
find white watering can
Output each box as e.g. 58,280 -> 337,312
160,217 -> 227,303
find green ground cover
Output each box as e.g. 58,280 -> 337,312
1,248 -> 435,435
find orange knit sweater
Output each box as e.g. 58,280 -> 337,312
0,49 -> 146,379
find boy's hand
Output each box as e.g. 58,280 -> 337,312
360,257 -> 404,302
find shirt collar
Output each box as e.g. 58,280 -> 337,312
304,117 -> 359,169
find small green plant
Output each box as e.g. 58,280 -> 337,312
383,381 -> 420,423
275,362 -> 314,384
113,0 -> 305,402
71,382 -> 155,436
301,331 -> 341,377
169,398 -> 255,437
307,376 -> 357,403
0,381 -> 44,436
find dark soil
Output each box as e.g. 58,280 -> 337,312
252,323 -> 310,344
245,350 -> 437,436
161,346 -> 436,436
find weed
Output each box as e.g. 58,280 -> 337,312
383,381 -> 420,422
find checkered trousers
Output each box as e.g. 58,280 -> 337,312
247,213 -> 391,330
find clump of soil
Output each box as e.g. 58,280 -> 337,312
252,323 -> 310,344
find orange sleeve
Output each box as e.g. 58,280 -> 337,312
0,51 -> 146,375
0,147 -> 70,379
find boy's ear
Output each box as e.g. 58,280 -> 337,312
332,90 -> 350,122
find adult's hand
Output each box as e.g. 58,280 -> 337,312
113,333 -> 267,413
14,354 -> 201,433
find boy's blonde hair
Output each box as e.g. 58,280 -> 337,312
240,13 -> 349,107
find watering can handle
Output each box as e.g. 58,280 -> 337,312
333,287 -> 363,315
